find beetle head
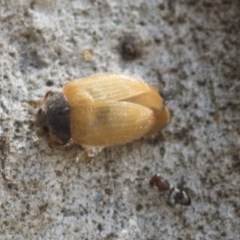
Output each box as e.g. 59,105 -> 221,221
35,91 -> 71,147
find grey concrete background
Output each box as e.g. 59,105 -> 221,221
0,0 -> 239,239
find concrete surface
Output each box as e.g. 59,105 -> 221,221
0,0 -> 239,239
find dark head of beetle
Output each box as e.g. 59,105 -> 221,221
35,91 -> 71,147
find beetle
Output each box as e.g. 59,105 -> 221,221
150,174 -> 191,206
34,73 -> 170,148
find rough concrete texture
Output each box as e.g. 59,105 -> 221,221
0,0 -> 240,239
